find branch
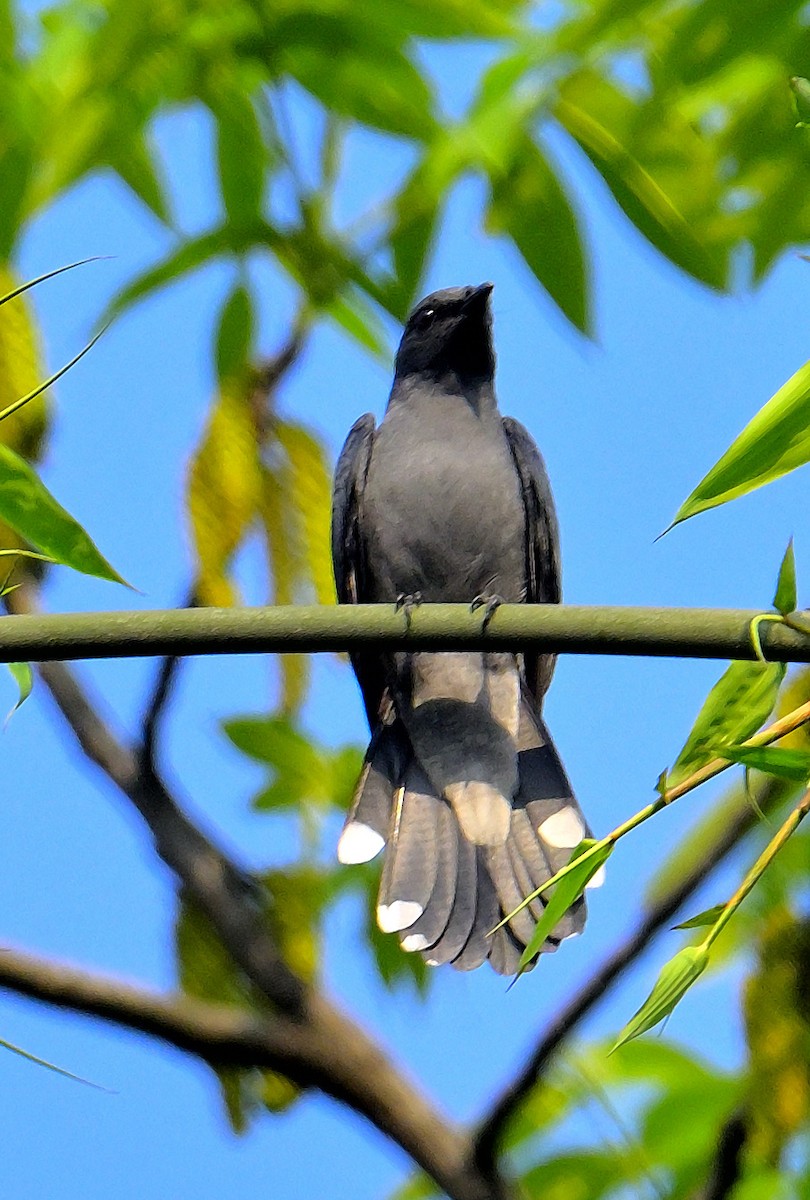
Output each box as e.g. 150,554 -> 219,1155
0,604 -> 809,664
474,772 -> 792,1174
4,585 -> 506,1200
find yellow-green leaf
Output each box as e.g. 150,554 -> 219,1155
515,840 -> 613,974
612,945 -> 709,1051
5,661 -> 32,722
668,358 -> 810,529
667,660 -> 785,790
186,382 -> 261,607
715,744 -> 810,783
672,904 -> 726,931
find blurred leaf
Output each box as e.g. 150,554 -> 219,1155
326,290 -> 390,361
0,262 -> 50,462
262,866 -> 327,982
521,1150 -> 626,1200
186,380 -> 261,607
673,904 -> 726,931
668,358 -> 810,529
0,444 -> 127,584
715,744 -> 810,783
667,661 -> 785,790
5,660 -> 32,721
612,945 -> 709,1051
215,283 -> 254,385
773,538 -> 797,616
486,134 -> 589,333
260,461 -> 308,711
175,896 -> 299,1127
213,92 -> 267,228
744,908 -> 810,1163
790,76 -> 810,127
106,128 -> 170,224
516,840 -> 613,973
385,1173 -> 439,1200
273,420 -> 334,606
553,69 -> 727,290
223,714 -> 361,815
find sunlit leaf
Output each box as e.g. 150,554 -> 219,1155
667,660 -> 785,789
790,76 -> 810,127
186,381 -> 261,607
715,743 -> 810,783
773,538 -> 797,616
5,660 -> 32,722
0,444 -> 127,584
667,358 -> 810,529
326,290 -> 390,361
213,92 -> 267,228
612,945 -> 709,1051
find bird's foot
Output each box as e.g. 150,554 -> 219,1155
395,591 -> 423,630
471,593 -> 504,631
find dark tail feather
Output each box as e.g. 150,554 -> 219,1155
417,830 -> 477,965
452,850 -> 501,971
399,799 -> 458,954
377,762 -> 440,933
337,722 -> 405,865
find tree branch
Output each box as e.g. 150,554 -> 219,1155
4,584 -> 507,1200
0,603 -> 808,664
474,773 -> 792,1174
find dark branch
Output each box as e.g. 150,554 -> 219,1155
0,603 -> 809,664
5,584 -> 508,1200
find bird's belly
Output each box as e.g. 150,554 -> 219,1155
364,426 -> 526,603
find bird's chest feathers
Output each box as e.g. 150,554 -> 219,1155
364,397 -> 525,599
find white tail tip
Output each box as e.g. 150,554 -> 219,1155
337,822 -> 385,864
377,900 -> 423,933
538,805 -> 586,849
401,932 -> 430,953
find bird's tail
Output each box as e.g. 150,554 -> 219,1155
337,652 -> 598,974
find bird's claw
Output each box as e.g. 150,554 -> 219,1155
395,592 -> 423,630
471,593 -> 503,631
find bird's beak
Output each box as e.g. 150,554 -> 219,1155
462,282 -> 494,314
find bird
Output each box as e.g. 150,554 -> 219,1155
331,282 -> 598,974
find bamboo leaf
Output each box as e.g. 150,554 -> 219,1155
667,358 -> 810,529
612,945 -> 709,1051
0,445 -> 127,585
667,660 -> 785,789
5,660 -> 32,722
714,744 -> 810,783
0,1035 -> 104,1089
515,840 -> 613,974
672,904 -> 726,930
773,539 -> 797,616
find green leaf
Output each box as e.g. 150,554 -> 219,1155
714,744 -> 810,783
215,283 -> 254,384
213,94 -> 266,228
0,445 -> 128,585
667,660 -> 785,790
612,945 -> 709,1051
790,76 -> 810,127
515,840 -> 613,974
668,358 -> 810,529
325,291 -> 390,362
486,135 -> 589,333
672,904 -> 726,930
773,538 -> 797,616
5,661 -> 32,721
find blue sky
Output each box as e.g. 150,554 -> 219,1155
1,32 -> 809,1200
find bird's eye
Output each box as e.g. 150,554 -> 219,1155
414,307 -> 435,330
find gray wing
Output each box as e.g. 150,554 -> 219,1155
331,413 -> 385,727
502,416 -> 561,705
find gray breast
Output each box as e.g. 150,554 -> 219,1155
363,394 -> 526,603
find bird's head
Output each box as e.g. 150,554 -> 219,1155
393,282 -> 495,385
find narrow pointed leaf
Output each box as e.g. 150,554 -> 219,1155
516,840 -> 613,973
673,904 -> 726,930
667,660 -> 785,789
612,945 -> 709,1051
773,539 -> 797,616
0,1035 -> 104,1089
0,259 -> 103,308
5,661 -> 32,722
668,358 -> 810,529
714,744 -> 810,783
0,324 -> 107,426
